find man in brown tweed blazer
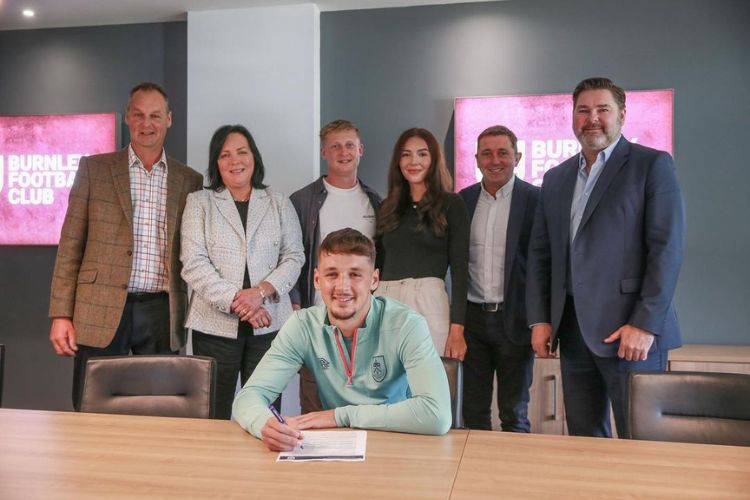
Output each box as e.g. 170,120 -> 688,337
48,82 -> 203,408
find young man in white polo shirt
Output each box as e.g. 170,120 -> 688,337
289,119 -> 382,413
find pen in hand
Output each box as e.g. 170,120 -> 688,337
269,404 -> 304,449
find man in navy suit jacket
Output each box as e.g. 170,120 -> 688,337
526,77 -> 685,438
459,125 -> 539,431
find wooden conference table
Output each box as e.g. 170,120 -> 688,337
1,409 -> 748,499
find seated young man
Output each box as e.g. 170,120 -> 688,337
232,228 -> 452,450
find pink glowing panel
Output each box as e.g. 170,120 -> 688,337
454,90 -> 673,191
0,113 -> 117,245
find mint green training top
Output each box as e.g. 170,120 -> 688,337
232,296 -> 452,438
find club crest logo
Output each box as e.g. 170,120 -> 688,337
371,355 -> 387,382
318,357 -> 330,369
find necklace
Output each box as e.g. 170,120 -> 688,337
231,189 -> 251,202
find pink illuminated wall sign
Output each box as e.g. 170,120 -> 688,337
454,90 -> 673,192
0,113 -> 117,245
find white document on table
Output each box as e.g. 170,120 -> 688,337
276,430 -> 367,462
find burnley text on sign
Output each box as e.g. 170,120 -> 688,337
0,113 -> 117,245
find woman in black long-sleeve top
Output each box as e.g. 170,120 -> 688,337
375,127 -> 470,360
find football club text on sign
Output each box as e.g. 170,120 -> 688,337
0,113 -> 117,245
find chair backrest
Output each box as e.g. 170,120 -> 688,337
441,356 -> 464,429
0,344 -> 5,407
80,355 -> 217,419
628,371 -> 750,446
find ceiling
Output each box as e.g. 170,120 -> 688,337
0,0 -> 502,31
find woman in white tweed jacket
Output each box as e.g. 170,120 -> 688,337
181,124 -> 304,419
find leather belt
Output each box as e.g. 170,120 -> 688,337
127,291 -> 168,302
468,301 -> 503,313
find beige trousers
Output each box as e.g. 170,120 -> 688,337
374,277 -> 450,355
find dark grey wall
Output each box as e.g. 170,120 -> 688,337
321,0 -> 750,346
0,22 -> 188,157
0,22 -> 187,410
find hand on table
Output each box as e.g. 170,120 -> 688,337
288,409 -> 337,430
261,415 -> 304,452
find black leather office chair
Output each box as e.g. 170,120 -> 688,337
628,371 -> 750,446
80,355 -> 217,419
441,356 -> 464,429
0,344 -> 5,407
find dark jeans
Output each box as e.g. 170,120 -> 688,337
558,296 -> 667,438
462,304 -> 535,432
192,329 -> 280,420
73,292 -> 172,410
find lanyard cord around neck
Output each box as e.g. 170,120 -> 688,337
333,328 -> 358,385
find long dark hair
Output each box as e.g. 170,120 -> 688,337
205,124 -> 267,191
376,128 -> 453,237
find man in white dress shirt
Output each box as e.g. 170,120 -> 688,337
458,125 -> 539,431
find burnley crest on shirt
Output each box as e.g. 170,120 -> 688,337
371,355 -> 386,382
